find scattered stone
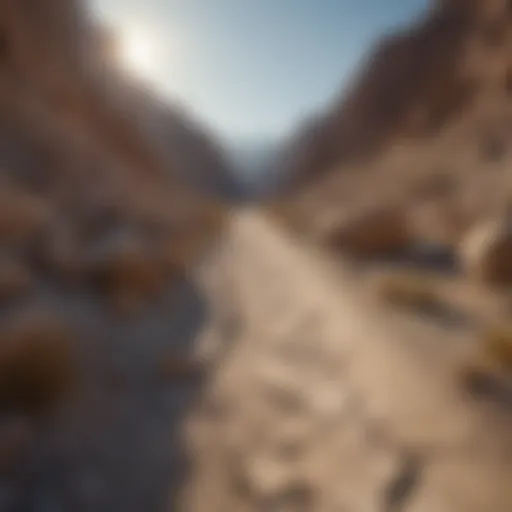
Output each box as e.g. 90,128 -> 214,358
383,453 -> 422,512
460,217 -> 512,285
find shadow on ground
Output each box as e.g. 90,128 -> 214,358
5,276 -> 222,512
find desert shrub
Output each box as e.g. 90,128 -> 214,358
459,326 -> 512,397
326,205 -> 411,257
86,230 -> 167,309
377,272 -> 442,313
0,311 -> 77,416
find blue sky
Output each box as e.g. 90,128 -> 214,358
90,0 -> 429,141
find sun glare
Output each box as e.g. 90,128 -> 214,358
118,28 -> 160,77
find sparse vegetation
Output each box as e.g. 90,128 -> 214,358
459,325 -> 512,397
0,311 -> 77,417
376,272 -> 443,313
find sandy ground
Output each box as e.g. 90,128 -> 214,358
182,208 -> 512,512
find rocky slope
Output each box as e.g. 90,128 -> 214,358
275,0 -> 512,242
97,61 -> 242,200
0,1 -> 229,509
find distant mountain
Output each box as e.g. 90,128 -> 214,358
226,136 -> 286,198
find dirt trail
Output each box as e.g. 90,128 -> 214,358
183,208 -> 512,512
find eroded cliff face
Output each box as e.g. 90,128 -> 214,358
0,2 -> 231,509
280,0 -> 512,190
0,0 -> 228,263
273,0 -> 512,247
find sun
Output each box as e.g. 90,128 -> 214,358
117,28 -> 159,77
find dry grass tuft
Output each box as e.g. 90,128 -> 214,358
459,325 -> 512,398
376,272 -> 443,313
0,311 -> 77,417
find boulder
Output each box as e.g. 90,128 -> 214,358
459,217 -> 512,284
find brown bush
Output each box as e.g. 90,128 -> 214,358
376,272 -> 442,313
86,230 -> 168,306
0,310 -> 77,416
460,325 -> 512,394
325,205 -> 411,257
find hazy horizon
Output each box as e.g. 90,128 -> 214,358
90,0 -> 430,142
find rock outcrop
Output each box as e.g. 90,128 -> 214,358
284,0 -> 512,187
460,215 -> 512,284
274,0 -> 512,244
0,0 -> 228,271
